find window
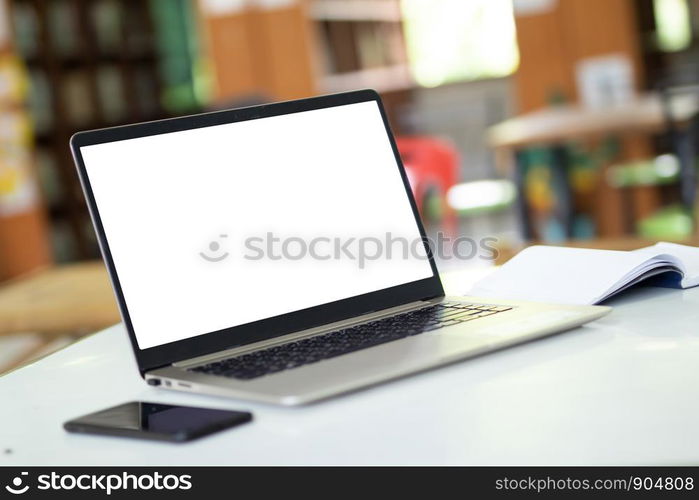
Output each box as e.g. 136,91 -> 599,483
653,0 -> 692,52
401,0 -> 520,87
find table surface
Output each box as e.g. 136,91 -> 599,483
487,92 -> 699,149
0,261 -> 119,337
2,267 -> 699,466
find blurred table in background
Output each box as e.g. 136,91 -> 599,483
488,92 -> 699,240
0,261 -> 119,373
489,93 -> 699,148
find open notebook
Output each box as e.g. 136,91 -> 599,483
469,242 -> 699,305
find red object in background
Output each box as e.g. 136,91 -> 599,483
395,136 -> 459,232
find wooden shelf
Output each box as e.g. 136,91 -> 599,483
10,0 -> 171,261
310,0 -> 402,22
23,52 -> 158,70
321,63 -> 413,93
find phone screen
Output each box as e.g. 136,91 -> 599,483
64,402 -> 252,442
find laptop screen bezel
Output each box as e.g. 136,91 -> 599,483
70,89 -> 444,375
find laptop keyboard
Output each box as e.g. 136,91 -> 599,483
189,302 -> 512,381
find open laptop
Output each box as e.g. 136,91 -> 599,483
71,90 -> 610,406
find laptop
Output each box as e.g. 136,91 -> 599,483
71,90 -> 610,406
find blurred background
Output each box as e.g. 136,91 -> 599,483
0,0 -> 698,371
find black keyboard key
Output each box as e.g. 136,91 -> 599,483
190,302 -> 512,380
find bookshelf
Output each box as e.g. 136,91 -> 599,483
7,0 -> 414,264
0,0 -> 52,281
311,0 -> 413,131
311,0 -> 413,108
199,0 -> 414,130
10,0 -> 201,262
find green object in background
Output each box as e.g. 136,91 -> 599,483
423,190 -> 445,222
608,155 -> 681,188
638,204 -> 694,240
149,0 -> 203,113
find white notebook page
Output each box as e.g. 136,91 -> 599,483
468,245 -> 688,305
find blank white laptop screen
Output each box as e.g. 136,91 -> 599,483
80,101 -> 433,349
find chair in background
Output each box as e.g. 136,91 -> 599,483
396,135 -> 517,241
395,136 -> 459,232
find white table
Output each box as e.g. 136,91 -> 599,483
2,269 -> 699,465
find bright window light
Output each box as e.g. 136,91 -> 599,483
653,0 -> 692,52
401,0 -> 520,87
447,180 -> 515,212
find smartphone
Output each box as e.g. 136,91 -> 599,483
64,402 -> 252,442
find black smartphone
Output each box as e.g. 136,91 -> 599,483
64,402 -> 252,442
